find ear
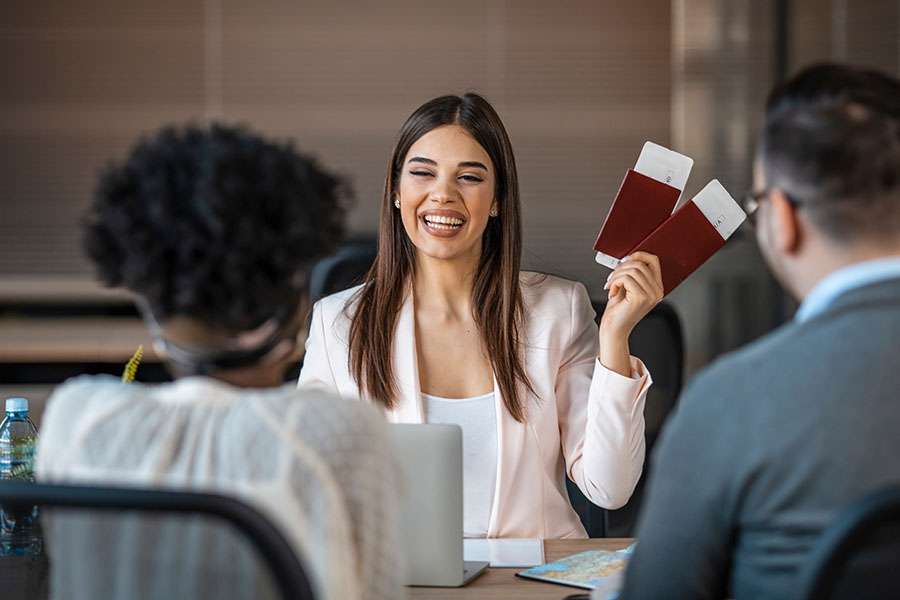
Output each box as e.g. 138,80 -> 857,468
767,189 -> 802,255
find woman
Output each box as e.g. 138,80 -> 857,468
299,94 -> 664,539
36,124 -> 403,600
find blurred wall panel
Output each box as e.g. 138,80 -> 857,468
1,0 -> 671,304
0,1 -> 207,276
504,3 -> 671,283
216,0 -> 672,288
4,1 -> 900,374
670,0 -> 777,374
792,0 -> 899,73
671,0 -> 900,374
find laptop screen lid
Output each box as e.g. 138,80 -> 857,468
388,423 -> 467,586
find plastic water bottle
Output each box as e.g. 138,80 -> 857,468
0,397 -> 42,556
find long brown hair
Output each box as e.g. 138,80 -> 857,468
347,93 -> 534,422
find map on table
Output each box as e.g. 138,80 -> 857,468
516,543 -> 635,594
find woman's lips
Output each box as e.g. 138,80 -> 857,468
419,210 -> 467,238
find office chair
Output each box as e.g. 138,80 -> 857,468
796,485 -> 900,600
566,300 -> 684,537
286,239 -> 377,381
0,481 -> 315,600
308,240 -> 378,305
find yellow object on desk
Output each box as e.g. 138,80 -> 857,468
121,345 -> 144,383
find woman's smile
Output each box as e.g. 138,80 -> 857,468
419,208 -> 468,238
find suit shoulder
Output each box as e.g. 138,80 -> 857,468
520,271 -> 587,307
316,283 -> 364,310
313,284 -> 365,323
518,272 -> 595,346
44,375 -> 125,421
38,375 -> 139,468
705,320 -> 807,377
286,389 -> 391,459
680,322 -> 801,412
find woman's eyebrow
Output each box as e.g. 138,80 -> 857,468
407,157 -> 488,171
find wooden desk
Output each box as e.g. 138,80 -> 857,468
0,317 -> 157,363
1,537 -> 633,599
410,538 -> 632,599
0,277 -> 153,364
0,276 -> 128,304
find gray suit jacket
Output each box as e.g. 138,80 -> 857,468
620,278 -> 900,600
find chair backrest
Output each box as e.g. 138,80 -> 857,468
796,485 -> 900,600
566,300 -> 684,537
0,481 -> 315,600
308,241 -> 378,305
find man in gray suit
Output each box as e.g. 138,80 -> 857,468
620,63 -> 900,599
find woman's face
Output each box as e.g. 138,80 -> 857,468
396,124 -> 497,263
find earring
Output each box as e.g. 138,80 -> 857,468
394,198 -> 400,209
489,206 -> 498,217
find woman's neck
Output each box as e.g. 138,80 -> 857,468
413,250 -> 479,317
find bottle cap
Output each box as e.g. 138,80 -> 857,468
5,397 -> 28,413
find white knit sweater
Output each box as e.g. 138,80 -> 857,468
35,375 -> 405,600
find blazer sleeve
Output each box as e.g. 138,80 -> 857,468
297,299 -> 341,395
556,282 -> 651,509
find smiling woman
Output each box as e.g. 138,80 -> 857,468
298,93 -> 665,539
351,95 -> 532,421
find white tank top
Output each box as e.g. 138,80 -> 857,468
422,391 -> 497,538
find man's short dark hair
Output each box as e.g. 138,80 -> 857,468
761,63 -> 900,243
83,123 -> 347,331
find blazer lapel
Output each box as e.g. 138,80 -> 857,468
487,372 -> 530,538
387,290 -> 425,424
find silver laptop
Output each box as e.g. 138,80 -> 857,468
388,423 -> 489,587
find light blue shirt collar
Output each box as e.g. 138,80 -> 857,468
795,256 -> 900,322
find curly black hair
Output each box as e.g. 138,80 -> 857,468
83,123 -> 347,332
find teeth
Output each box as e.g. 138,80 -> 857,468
424,215 -> 464,226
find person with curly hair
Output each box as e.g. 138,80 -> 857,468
35,123 -> 405,600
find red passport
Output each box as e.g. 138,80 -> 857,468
592,169 -> 681,267
626,180 -> 747,295
593,142 -> 694,268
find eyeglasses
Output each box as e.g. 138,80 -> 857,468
741,189 -> 769,227
741,188 -> 803,227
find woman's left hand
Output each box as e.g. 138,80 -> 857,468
599,251 -> 664,340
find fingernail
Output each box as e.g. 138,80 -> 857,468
622,255 -> 631,262
606,272 -> 612,282
603,281 -> 609,290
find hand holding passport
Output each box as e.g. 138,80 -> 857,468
593,142 -> 747,295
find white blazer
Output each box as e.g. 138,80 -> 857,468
298,272 -> 651,538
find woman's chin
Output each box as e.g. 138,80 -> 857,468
413,238 -> 479,263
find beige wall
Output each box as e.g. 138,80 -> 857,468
669,0 -> 900,373
0,0 -> 671,293
3,1 -> 900,375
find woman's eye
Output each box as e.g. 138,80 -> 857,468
460,174 -> 484,183
409,170 -> 433,177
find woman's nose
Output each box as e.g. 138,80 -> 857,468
429,179 -> 457,204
